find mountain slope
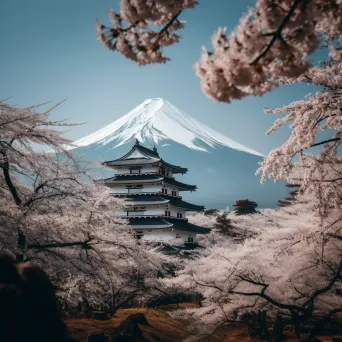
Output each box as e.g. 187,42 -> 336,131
71,98 -> 286,209
71,98 -> 264,157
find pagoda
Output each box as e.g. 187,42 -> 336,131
100,139 -> 210,242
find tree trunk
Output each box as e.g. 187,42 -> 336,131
16,230 -> 26,262
272,315 -> 284,342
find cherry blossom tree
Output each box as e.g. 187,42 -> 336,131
97,1 -> 342,102
0,101 -> 172,315
167,197 -> 342,341
96,2 -> 342,337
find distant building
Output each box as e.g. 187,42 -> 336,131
100,139 -> 210,243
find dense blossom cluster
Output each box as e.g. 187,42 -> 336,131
166,53 -> 342,337
167,199 -> 342,339
0,102 -> 170,313
96,0 -> 197,65
196,0 -> 342,102
257,60 -> 342,229
98,0 -> 342,102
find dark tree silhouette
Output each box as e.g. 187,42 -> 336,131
233,199 -> 258,215
278,183 -> 301,207
213,213 -> 234,235
204,209 -> 219,216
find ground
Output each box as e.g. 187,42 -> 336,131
66,304 -> 341,342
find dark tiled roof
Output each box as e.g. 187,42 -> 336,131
169,198 -> 204,211
124,196 -> 203,210
103,143 -> 159,165
103,159 -> 160,166
128,217 -> 210,234
125,195 -> 170,203
102,174 -> 196,191
167,218 -> 210,234
129,218 -> 171,226
106,174 -> 163,182
160,159 -> 188,173
136,144 -> 160,158
102,142 -> 187,172
164,178 -> 197,191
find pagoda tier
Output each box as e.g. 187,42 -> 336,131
125,195 -> 204,211
103,139 -> 188,174
102,174 -> 197,192
128,218 -> 210,237
99,140 -> 210,243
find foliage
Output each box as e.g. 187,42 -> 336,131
204,209 -> 219,217
0,101 -> 171,315
233,199 -> 258,215
96,0 -> 198,65
97,1 -> 342,102
165,197 -> 342,340
278,183 -> 301,207
110,3 -> 342,337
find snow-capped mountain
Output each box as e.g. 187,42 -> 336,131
71,98 -> 263,157
71,98 -> 286,209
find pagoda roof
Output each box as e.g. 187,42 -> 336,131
125,195 -> 170,205
128,217 -> 210,234
129,218 -> 173,229
159,159 -> 188,173
169,198 -> 204,211
104,174 -> 163,184
102,141 -> 187,173
124,195 -> 204,211
164,178 -> 197,191
102,174 -> 197,191
169,218 -> 210,234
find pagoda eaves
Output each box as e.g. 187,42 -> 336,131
100,140 -> 209,243
102,141 -> 188,174
102,174 -> 197,191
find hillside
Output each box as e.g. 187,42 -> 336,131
68,98 -> 287,209
67,307 -> 254,342
66,307 -> 341,342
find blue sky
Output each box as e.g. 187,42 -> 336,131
1,0 -> 323,156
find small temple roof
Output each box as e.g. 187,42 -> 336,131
102,141 -> 188,173
124,195 -> 204,211
128,217 -> 210,234
102,174 -> 197,191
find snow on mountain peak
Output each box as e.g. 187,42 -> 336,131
71,98 -> 264,157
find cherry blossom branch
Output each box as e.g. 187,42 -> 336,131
151,10 -> 183,50
310,137 -> 340,148
0,152 -> 22,205
27,237 -> 95,250
302,258 -> 342,309
252,0 -> 307,65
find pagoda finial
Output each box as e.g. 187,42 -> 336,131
134,138 -> 140,146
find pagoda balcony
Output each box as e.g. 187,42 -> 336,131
110,192 -> 182,199
116,213 -> 189,220
114,171 -> 176,180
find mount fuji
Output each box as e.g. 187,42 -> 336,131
71,98 -> 286,209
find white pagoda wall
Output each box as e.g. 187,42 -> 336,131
109,184 -> 181,196
140,229 -> 196,242
116,205 -> 187,218
115,166 -> 159,174
163,185 -> 179,196
109,184 -> 162,194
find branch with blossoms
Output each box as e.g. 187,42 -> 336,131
97,1 -> 342,102
96,0 -> 197,65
